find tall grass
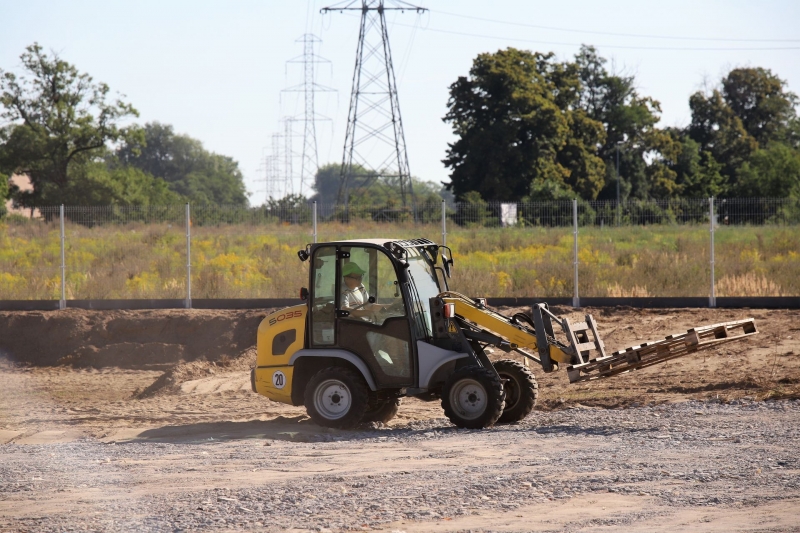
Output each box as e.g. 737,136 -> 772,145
1,218 -> 797,299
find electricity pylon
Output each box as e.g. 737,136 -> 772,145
321,0 -> 426,209
282,34 -> 336,196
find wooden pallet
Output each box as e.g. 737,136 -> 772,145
566,318 -> 758,384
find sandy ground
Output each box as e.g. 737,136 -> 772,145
0,306 -> 799,531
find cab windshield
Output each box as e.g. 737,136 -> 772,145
404,246 -> 441,339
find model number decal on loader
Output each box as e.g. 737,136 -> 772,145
269,310 -> 302,326
272,371 -> 287,389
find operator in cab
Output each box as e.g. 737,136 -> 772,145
340,261 -> 402,321
340,262 -> 375,320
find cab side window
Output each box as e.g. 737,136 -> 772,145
310,246 -> 336,345
339,246 -> 405,326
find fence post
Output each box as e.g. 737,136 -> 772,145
572,199 -> 580,308
185,203 -> 192,309
441,199 -> 447,246
59,205 -> 66,310
313,201 -> 318,244
709,197 -> 716,308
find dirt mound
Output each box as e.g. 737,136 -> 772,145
136,348 -> 257,398
0,308 -> 273,369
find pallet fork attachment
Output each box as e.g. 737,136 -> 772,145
566,318 -> 758,383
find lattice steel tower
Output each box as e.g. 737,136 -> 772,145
321,0 -> 426,208
282,35 -> 335,196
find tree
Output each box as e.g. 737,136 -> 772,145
0,44 -> 139,206
442,48 -> 606,202
265,193 -> 311,223
722,68 -> 799,146
0,173 -> 8,218
310,162 -> 442,205
688,89 -> 759,188
118,122 -> 248,205
686,67 -> 800,193
575,46 -> 675,200
733,143 -> 800,198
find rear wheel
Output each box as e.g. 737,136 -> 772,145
494,359 -> 538,423
441,366 -> 505,429
304,367 -> 369,429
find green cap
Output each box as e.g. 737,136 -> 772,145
342,262 -> 366,277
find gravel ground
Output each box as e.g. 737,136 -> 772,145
2,399 -> 799,532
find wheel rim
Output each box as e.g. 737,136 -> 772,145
313,379 -> 352,420
449,378 -> 487,420
499,372 -> 520,410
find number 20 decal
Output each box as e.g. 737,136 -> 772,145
269,310 -> 302,326
272,371 -> 286,389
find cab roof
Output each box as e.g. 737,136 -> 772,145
318,238 -> 436,249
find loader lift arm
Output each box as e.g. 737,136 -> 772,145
438,291 -> 758,384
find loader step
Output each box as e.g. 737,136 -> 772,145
566,318 -> 758,383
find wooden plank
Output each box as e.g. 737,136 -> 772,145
586,314 -> 607,358
576,341 -> 599,352
570,322 -> 589,332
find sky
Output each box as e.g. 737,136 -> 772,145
2,0 -> 799,205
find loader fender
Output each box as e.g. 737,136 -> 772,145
416,340 -> 470,389
253,305 -> 307,405
289,349 -> 378,391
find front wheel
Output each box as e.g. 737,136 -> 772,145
304,367 -> 369,429
441,366 -> 505,429
494,359 -> 538,423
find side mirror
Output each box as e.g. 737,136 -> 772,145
442,254 -> 452,278
297,249 -> 309,261
299,287 -> 309,301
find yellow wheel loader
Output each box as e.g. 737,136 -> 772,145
251,238 -> 757,429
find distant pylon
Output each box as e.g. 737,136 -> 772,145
321,0 -> 426,209
269,132 -> 284,198
283,117 -> 295,196
282,34 -> 336,196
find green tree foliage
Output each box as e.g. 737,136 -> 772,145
660,134 -> 726,198
686,67 -> 800,196
0,44 -> 140,206
442,48 -> 606,202
265,193 -> 312,223
574,46 -> 675,200
39,161 -> 183,205
0,172 -> 8,218
312,162 -> 443,205
722,68 -> 799,146
688,90 -> 758,185
118,122 -> 248,205
734,143 -> 800,198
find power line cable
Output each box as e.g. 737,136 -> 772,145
391,22 -> 800,51
431,9 -> 800,43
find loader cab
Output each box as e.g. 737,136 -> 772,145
305,239 -> 445,389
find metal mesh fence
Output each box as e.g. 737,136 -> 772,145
1,198 -> 797,300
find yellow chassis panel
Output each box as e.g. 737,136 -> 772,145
254,304 -> 307,405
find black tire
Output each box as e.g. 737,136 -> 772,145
361,395 -> 402,424
304,367 -> 369,429
494,359 -> 538,423
441,366 -> 505,429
